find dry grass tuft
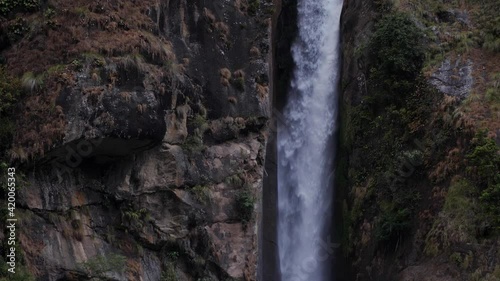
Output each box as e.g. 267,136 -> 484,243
220,68 -> 232,87
203,8 -> 216,23
256,83 -> 268,99
250,46 -> 261,57
228,96 -> 238,104
233,69 -> 245,78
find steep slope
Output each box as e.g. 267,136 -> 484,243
339,0 -> 500,280
0,0 -> 273,280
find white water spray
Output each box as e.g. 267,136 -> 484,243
277,0 -> 343,280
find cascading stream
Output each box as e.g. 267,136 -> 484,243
277,0 -> 343,280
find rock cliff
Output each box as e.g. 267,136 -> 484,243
0,0 -> 274,280
339,0 -> 500,280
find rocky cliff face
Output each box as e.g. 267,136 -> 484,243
0,0 -> 274,280
339,0 -> 499,280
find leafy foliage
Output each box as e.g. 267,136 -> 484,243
368,13 -> 425,105
467,131 -> 500,185
248,0 -> 260,15
0,260 -> 35,281
121,205 -> 150,230
0,67 -> 20,117
0,0 -> 39,17
474,0 -> 500,53
0,67 -> 21,156
236,190 -> 255,222
466,130 -> 500,227
376,206 -> 411,241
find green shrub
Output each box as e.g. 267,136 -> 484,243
376,205 -> 411,241
232,77 -> 245,92
368,12 -> 425,104
236,190 -> 255,222
467,130 -> 500,186
21,71 -> 44,92
191,185 -> 210,204
0,0 -> 39,16
248,0 -> 260,15
0,67 -> 20,155
466,130 -> 500,227
121,205 -> 150,229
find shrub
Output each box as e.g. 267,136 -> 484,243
466,130 -> 500,187
0,0 -> 39,17
248,0 -> 260,15
466,130 -> 500,227
368,12 -> 425,102
236,190 -> 255,222
21,71 -> 44,92
0,67 -> 20,155
0,67 -> 20,115
232,77 -> 245,92
375,205 -> 411,241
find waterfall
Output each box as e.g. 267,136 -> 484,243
277,0 -> 343,280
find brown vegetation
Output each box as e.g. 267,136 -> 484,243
2,0 -> 180,161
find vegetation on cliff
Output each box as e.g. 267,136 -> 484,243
0,0 -> 272,280
339,0 -> 500,278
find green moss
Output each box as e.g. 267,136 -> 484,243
161,262 -> 177,281
79,253 -> 126,278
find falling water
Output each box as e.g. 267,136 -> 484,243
277,0 -> 343,280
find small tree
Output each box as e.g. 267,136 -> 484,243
368,13 -> 425,106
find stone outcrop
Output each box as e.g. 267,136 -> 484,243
429,57 -> 473,99
3,0 -> 274,280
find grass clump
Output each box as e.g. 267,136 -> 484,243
21,71 -> 44,92
248,0 -> 260,15
0,67 -> 21,157
424,178 -> 482,256
236,189 -> 255,223
375,202 -> 411,242
182,114 -> 208,153
161,262 -> 177,281
79,253 -> 126,279
191,185 -> 210,204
